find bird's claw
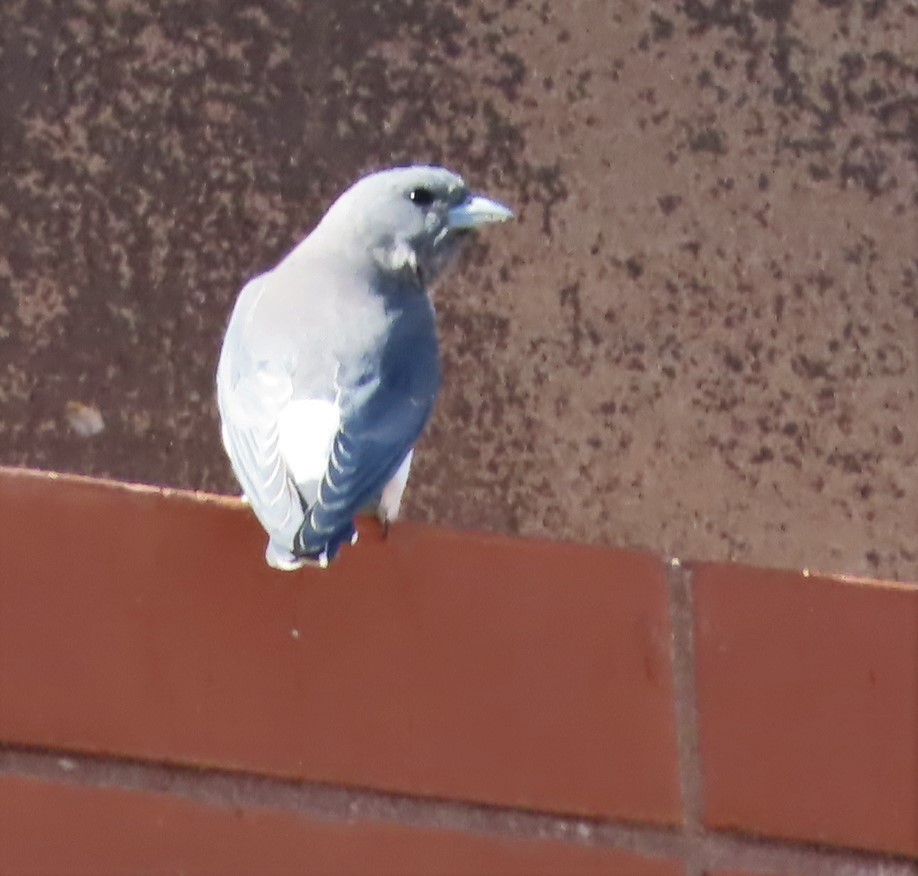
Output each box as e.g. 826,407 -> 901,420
294,519 -> 360,568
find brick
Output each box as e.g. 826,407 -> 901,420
693,563 -> 918,857
0,468 -> 681,823
0,775 -> 684,876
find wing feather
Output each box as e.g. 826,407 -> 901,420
218,363 -> 304,545
294,380 -> 433,557
216,275 -> 307,550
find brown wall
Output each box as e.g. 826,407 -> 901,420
1,468 -> 916,874
0,1 -> 915,582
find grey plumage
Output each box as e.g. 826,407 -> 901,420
216,166 -> 512,569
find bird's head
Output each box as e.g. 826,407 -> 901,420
314,166 -> 513,286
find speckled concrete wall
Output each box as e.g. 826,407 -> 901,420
1,0 -> 915,580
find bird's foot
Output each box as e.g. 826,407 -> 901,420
292,520 -> 358,568
360,500 -> 393,539
374,505 -> 392,539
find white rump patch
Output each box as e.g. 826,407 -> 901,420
277,399 -> 341,485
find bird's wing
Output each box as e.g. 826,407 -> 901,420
217,276 -> 308,549
218,360 -> 306,544
294,369 -> 434,560
287,283 -> 440,561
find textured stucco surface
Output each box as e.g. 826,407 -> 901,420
0,0 -> 915,580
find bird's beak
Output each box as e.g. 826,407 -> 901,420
447,194 -> 514,229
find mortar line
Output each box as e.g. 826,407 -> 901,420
666,557 -> 706,876
0,743 -> 687,859
662,560 -> 918,876
1,743 -> 915,874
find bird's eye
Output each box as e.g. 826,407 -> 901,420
409,187 -> 435,207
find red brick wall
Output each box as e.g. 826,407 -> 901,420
1,467 -> 916,875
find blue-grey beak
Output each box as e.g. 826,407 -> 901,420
447,194 -> 514,229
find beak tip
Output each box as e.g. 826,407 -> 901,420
448,194 -> 515,229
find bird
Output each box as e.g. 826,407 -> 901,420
216,166 -> 513,570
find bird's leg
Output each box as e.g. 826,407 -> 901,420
360,499 -> 392,538
372,501 -> 391,539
